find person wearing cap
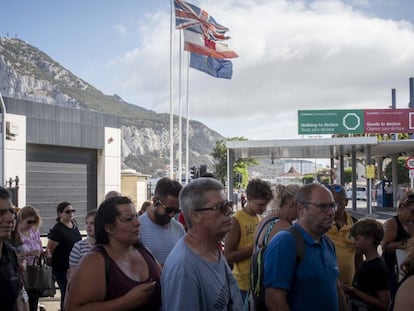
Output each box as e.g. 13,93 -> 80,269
326,184 -> 362,286
161,177 -> 244,310
224,178 -> 273,301
139,177 -> 184,265
264,183 -> 347,311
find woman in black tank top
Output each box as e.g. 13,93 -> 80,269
382,192 -> 414,298
64,196 -> 162,311
389,237 -> 414,310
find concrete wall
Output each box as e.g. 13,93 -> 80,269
3,97 -> 123,211
5,113 -> 26,206
97,127 -> 121,203
121,170 -> 150,209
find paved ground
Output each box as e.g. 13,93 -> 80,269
347,200 -> 396,222
38,292 -> 61,311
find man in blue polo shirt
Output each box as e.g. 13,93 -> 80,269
264,183 -> 347,311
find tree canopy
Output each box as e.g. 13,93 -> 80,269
211,137 -> 257,188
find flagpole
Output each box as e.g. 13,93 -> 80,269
185,52 -> 190,183
178,30 -> 183,183
169,0 -> 174,179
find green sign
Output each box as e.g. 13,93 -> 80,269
298,110 -> 364,134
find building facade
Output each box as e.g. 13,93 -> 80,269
3,97 -> 122,233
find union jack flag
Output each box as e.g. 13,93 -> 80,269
174,0 -> 230,41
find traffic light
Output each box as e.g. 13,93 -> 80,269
237,173 -> 243,184
199,164 -> 207,176
234,172 -> 242,184
190,166 -> 197,179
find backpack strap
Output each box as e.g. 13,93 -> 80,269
263,219 -> 278,245
286,226 -> 306,265
254,217 -> 279,250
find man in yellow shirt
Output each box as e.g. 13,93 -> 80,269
326,184 -> 362,286
224,179 -> 273,302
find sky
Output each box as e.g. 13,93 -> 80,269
1,0 -> 414,141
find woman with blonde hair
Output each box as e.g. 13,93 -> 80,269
249,184 -> 301,310
254,184 -> 301,248
15,205 -> 43,311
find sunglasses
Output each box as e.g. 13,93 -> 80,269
300,201 -> 337,212
194,200 -> 233,214
26,220 -> 36,225
406,194 -> 414,203
155,198 -> 181,215
326,184 -> 344,193
64,209 -> 76,214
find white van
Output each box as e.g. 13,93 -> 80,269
346,186 -> 367,200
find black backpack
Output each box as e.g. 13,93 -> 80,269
249,219 -> 306,311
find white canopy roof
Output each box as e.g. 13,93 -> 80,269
226,137 -> 414,159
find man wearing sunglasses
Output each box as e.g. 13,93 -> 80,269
162,177 -> 244,311
224,178 -> 273,302
264,183 -> 347,311
326,184 -> 362,287
0,186 -> 22,310
139,177 -> 184,265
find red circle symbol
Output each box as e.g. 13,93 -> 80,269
406,157 -> 414,169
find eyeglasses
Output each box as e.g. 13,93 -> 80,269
194,200 -> 233,214
64,209 -> 76,214
117,213 -> 139,223
326,184 -> 344,193
300,201 -> 337,212
26,220 -> 36,225
155,198 -> 181,215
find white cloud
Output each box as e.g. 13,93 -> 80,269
104,0 -> 414,140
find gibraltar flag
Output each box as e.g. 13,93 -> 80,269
183,30 -> 238,59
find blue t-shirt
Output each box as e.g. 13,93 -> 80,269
264,223 -> 339,311
161,237 -> 244,311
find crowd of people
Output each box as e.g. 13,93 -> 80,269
1,178 -> 414,311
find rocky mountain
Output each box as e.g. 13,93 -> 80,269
0,37 -> 222,176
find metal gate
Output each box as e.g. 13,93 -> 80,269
26,144 -> 97,234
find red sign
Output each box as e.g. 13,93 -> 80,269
364,109 -> 414,134
406,157 -> 414,169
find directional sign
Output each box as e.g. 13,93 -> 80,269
364,109 -> 414,134
298,109 -> 414,135
298,110 -> 364,134
406,157 -> 414,169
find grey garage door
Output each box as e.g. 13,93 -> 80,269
26,144 -> 97,235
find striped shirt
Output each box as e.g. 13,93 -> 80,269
139,212 -> 185,265
69,238 -> 93,267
